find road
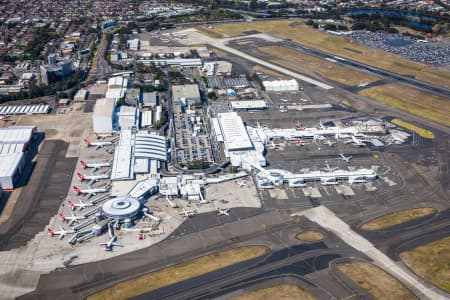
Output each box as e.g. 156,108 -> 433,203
89,35 -> 112,78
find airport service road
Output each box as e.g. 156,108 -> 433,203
294,206 -> 449,300
177,29 -> 333,90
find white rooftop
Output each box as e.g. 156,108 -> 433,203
217,112 -> 253,151
230,100 -> 267,110
93,98 -> 115,118
0,126 -> 35,144
0,152 -> 24,177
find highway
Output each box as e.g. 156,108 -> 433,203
278,40 -> 450,98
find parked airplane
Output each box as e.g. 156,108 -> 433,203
344,135 -> 365,147
94,132 -> 114,140
1,115 -> 11,122
166,195 -> 178,208
47,226 -> 75,239
83,138 -> 112,150
59,212 -> 87,226
324,139 -> 336,147
338,153 -> 353,163
68,199 -> 94,211
358,82 -> 370,87
217,208 -> 230,216
76,172 -> 109,185
235,180 -> 247,188
100,235 -> 123,251
80,160 -> 111,172
179,208 -> 195,218
296,121 -> 305,130
73,184 -> 110,197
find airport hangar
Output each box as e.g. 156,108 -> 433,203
0,126 -> 37,190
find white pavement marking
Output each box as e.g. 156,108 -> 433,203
292,206 -> 447,300
177,29 -> 334,90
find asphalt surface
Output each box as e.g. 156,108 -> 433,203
0,140 -> 77,250
18,212 -> 366,300
132,243 -> 352,300
276,40 -> 450,98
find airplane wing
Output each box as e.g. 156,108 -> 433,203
88,179 -> 95,186
95,145 -> 101,150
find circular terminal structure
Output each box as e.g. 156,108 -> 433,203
101,195 -> 142,221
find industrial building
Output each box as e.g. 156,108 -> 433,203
93,98 -> 115,133
117,106 -> 138,130
137,58 -> 202,68
0,104 -> 51,115
263,79 -> 299,91
230,100 -> 267,111
142,92 -> 158,108
0,126 -> 37,190
172,84 -> 201,106
125,88 -> 141,106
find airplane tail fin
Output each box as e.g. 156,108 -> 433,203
47,228 -> 55,235
76,172 -> 85,181
83,138 -> 91,146
68,200 -> 75,208
80,160 -> 88,168
73,186 -> 82,194
94,132 -> 100,139
59,213 -> 66,221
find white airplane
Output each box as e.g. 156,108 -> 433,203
270,141 -> 281,150
80,160 -> 111,172
76,172 -> 109,185
59,212 -> 87,226
235,180 -> 247,188
179,208 -> 195,218
165,195 -> 178,208
94,132 -> 114,139
358,82 -> 370,87
338,153 -> 353,163
47,226 -> 75,239
217,208 -> 230,216
83,138 -> 112,150
100,235 -> 123,251
73,184 -> 110,198
344,135 -> 365,147
68,199 -> 94,211
324,139 -> 336,147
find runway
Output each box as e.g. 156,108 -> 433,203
277,40 -> 450,98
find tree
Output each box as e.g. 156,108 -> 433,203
207,91 -> 217,100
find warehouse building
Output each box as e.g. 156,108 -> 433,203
0,126 -> 37,190
172,84 -> 201,107
93,98 -> 115,133
263,79 -> 298,91
142,92 -> 158,108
